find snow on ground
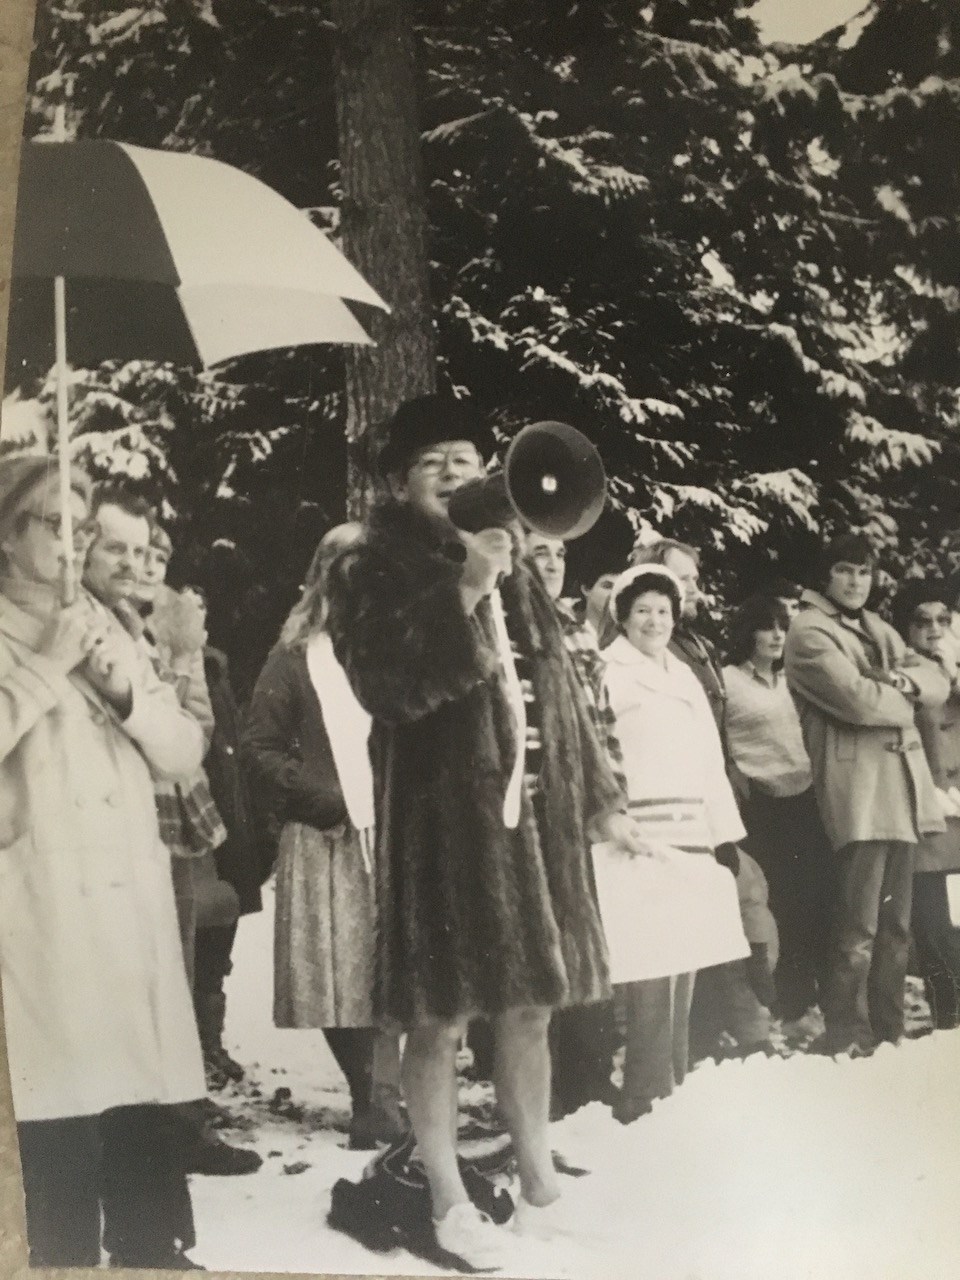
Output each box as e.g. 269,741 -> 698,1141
189,885 -> 960,1278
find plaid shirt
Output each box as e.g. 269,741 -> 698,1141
558,601 -> 628,796
140,632 -> 227,860
154,781 -> 227,860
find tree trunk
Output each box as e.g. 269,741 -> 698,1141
332,0 -> 437,518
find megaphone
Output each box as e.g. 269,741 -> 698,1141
505,420 -> 606,540
447,420 -> 606,540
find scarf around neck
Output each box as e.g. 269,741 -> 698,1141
305,629 -> 375,874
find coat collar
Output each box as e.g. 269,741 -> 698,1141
605,633 -> 701,700
0,592 -> 47,648
799,587 -> 890,661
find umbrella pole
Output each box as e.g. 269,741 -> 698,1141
53,274 -> 76,605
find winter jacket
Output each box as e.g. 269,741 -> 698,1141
914,685 -> 960,874
326,499 -> 623,1024
669,625 -> 727,734
203,646 -> 266,914
602,635 -> 746,850
0,587 -> 206,1122
784,589 -> 948,852
243,644 -> 349,834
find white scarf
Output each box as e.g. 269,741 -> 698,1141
489,588 -> 526,829
305,630 -> 375,874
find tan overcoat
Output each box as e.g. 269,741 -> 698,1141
0,591 -> 206,1121
784,590 -> 948,853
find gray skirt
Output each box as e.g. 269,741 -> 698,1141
273,821 -> 375,1028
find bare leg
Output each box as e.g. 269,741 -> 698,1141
493,1005 -> 560,1208
401,1018 -> 469,1220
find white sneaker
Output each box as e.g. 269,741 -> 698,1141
433,1201 -> 510,1271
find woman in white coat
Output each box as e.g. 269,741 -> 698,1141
601,564 -> 746,1122
0,456 -> 207,1267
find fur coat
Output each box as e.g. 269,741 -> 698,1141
326,499 -> 623,1025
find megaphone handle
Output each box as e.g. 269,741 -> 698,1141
489,589 -> 525,830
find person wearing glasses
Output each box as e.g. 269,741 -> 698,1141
891,578 -> 960,1029
0,455 -> 206,1268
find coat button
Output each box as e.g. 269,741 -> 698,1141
74,796 -> 85,809
105,793 -> 121,808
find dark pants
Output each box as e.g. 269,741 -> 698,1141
549,999 -> 617,1115
823,840 -> 914,1049
912,871 -> 960,1029
171,855 -> 198,989
743,787 -> 835,1021
619,975 -> 694,1107
17,1104 -> 195,1267
689,958 -> 770,1059
194,921 -> 238,997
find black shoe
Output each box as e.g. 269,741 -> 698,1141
198,1095 -> 233,1126
205,1047 -> 244,1086
808,1033 -> 874,1059
110,1250 -> 205,1269
348,1104 -> 410,1150
611,1092 -> 653,1125
186,1134 -> 263,1176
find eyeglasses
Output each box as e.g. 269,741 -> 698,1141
411,446 -> 482,476
24,511 -> 94,546
912,611 -> 952,629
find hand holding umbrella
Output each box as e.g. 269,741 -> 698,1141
10,137 -> 389,600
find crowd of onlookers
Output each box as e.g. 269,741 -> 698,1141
2,404 -> 960,1270
522,527 -> 960,1131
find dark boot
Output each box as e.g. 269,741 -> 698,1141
170,1101 -> 262,1177
186,1131 -> 263,1176
324,1028 -> 405,1148
110,1249 -> 205,1269
195,990 -> 244,1089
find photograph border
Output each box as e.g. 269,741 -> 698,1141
0,3 -> 956,1279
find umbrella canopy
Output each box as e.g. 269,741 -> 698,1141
8,139 -> 386,371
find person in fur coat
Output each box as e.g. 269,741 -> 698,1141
325,394 -> 646,1270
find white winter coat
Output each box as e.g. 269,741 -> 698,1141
602,635 -> 745,848
0,590 -> 207,1121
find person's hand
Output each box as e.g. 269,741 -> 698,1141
458,527 -> 514,611
899,648 -> 923,669
935,787 -> 960,819
151,587 -> 207,659
596,811 -> 660,859
38,600 -> 101,674
82,628 -> 134,713
930,634 -> 960,682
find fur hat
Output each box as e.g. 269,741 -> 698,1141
0,454 -> 91,545
376,394 -> 495,478
608,563 -> 685,626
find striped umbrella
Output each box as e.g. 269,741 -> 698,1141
7,138 -> 388,596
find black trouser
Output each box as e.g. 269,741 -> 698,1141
194,921 -> 239,998
912,871 -> 960,1029
17,1103 -> 195,1267
743,787 -> 836,1021
549,999 -> 617,1114
824,840 -> 914,1049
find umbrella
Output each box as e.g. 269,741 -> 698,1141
8,138 -> 389,596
